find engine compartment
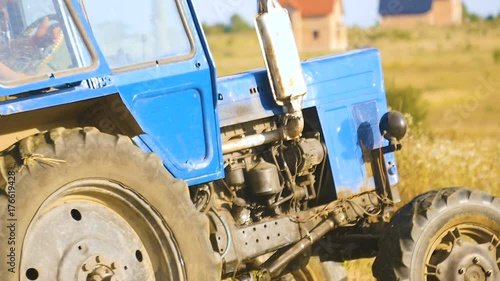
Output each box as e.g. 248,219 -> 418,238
219,111 -> 328,225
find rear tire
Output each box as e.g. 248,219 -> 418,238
0,128 -> 221,281
372,188 -> 500,281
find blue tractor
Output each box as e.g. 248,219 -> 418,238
0,0 -> 498,280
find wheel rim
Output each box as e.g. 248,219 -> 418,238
424,224 -> 499,281
20,179 -> 186,281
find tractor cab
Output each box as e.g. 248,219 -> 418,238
0,0 -> 197,96
0,0 -> 92,84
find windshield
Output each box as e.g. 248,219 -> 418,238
81,0 -> 192,69
0,0 -> 92,83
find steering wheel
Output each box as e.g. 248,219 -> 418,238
14,14 -> 64,74
22,14 -> 59,37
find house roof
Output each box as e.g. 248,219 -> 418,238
278,0 -> 341,17
379,0 -> 433,16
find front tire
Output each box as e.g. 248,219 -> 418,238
0,128 -> 220,281
373,188 -> 499,281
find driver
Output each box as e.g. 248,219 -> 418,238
0,0 -> 62,81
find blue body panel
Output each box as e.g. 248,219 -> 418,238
0,0 -> 398,192
114,58 -> 222,185
0,0 -> 224,186
217,49 -> 398,193
102,0 -> 223,185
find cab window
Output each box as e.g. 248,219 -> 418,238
81,0 -> 191,70
0,0 -> 92,83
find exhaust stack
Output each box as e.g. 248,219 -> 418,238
222,0 -> 307,154
256,0 -> 306,138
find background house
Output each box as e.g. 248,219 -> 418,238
279,0 -> 348,52
380,0 -> 463,27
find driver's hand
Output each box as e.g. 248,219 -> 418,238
34,17 -> 50,39
32,17 -> 62,46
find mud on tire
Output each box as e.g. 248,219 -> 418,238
0,128 -> 220,281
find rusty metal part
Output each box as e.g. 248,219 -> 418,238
283,138 -> 326,177
222,130 -> 281,154
259,217 -> 337,278
21,179 -> 185,281
247,159 -> 282,197
370,148 -> 400,203
256,0 -> 307,114
426,224 -> 499,281
224,0 -> 307,155
214,208 -> 325,274
213,191 -> 382,276
280,112 -> 305,140
435,237 -> 498,280
222,112 -> 304,154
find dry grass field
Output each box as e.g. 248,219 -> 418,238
206,21 -> 499,280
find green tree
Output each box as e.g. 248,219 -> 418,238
202,23 -> 226,35
228,14 -> 252,33
462,3 -> 481,22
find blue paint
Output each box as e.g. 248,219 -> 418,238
0,84 -> 116,115
218,49 -> 398,193
0,0 -> 398,193
379,0 -> 433,16
110,0 -> 223,185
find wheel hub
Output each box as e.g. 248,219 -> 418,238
436,238 -> 498,281
82,255 -> 122,281
22,200 -> 153,281
464,265 -> 485,281
20,180 -> 185,281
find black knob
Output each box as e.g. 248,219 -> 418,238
379,111 -> 407,141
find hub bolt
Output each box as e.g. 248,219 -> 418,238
473,257 -> 479,264
82,264 -> 90,272
96,256 -> 102,263
486,270 -> 492,277
111,262 -> 119,270
458,268 -> 465,275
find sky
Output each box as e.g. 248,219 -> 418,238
192,0 -> 500,28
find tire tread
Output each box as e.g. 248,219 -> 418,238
0,127 -> 220,280
372,187 -> 497,281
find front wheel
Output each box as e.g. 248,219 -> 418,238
0,128 -> 220,281
373,188 -> 500,281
